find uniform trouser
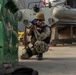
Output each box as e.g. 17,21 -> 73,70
21,41 -> 49,59
29,41 -> 49,55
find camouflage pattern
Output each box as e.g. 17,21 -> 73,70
34,41 -> 49,53
21,25 -> 51,59
34,26 -> 51,41
31,25 -> 51,53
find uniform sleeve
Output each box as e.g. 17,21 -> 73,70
34,27 -> 51,41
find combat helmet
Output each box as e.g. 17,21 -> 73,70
35,12 -> 45,21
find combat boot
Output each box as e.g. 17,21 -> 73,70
37,53 -> 43,60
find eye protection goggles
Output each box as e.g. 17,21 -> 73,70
35,19 -> 43,21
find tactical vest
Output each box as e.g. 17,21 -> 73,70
31,25 -> 51,44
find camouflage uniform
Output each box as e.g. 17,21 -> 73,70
31,25 -> 51,54
21,12 -> 51,59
